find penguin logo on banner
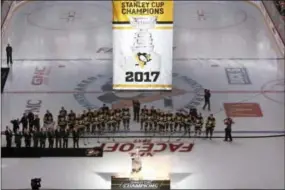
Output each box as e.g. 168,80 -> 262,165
135,52 -> 152,69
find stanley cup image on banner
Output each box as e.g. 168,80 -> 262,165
112,0 -> 174,90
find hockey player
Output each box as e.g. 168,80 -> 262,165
150,107 -> 157,130
106,115 -> 113,132
122,107 -> 130,131
115,109 -> 122,131
99,111 -> 105,132
81,110 -> 87,120
106,111 -> 112,132
194,113 -> 203,136
205,114 -> 216,139
111,116 -> 117,132
76,114 -> 83,133
184,114 -> 191,136
174,112 -> 181,132
84,116 -> 91,134
140,106 -> 147,130
44,110 -> 53,128
166,112 -> 174,132
144,111 -> 153,132
179,113 -> 186,132
68,110 -> 76,130
87,109 -> 93,119
59,107 -> 67,118
91,110 -> 97,133
58,116 -> 67,131
158,113 -> 165,132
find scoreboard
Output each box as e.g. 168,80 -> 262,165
112,0 -> 174,90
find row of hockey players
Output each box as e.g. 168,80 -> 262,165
55,106 -> 215,138
139,106 -> 216,138
15,105 -> 216,138
55,106 -> 131,133
11,105 -> 130,133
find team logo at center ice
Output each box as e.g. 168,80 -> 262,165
73,73 -> 205,112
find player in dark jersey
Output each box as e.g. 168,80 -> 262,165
165,112 -> 172,132
158,113 -> 165,132
100,111 -> 108,132
205,114 -> 215,139
115,109 -> 122,131
59,107 -> 67,118
81,110 -> 87,120
106,115 -> 112,132
144,112 -> 153,132
184,114 -> 191,135
68,110 -> 76,130
87,109 -> 93,120
122,107 -> 130,131
98,111 -> 105,132
194,113 -> 203,136
179,113 -> 186,132
174,112 -> 181,132
44,110 -> 53,128
84,116 -> 91,134
140,106 -> 147,130
58,116 -> 67,131
150,107 -> 157,130
105,111 -> 112,131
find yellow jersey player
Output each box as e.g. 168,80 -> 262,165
122,107 -> 130,131
166,112 -> 174,132
174,112 -> 181,132
106,113 -> 112,131
145,112 -> 153,132
58,116 -> 67,131
115,109 -> 122,131
67,110 -> 76,130
98,112 -> 105,132
205,114 -> 216,139
184,114 -> 191,135
194,113 -> 203,137
84,116 -> 91,134
107,116 -> 113,132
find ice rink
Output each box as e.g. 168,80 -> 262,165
1,1 -> 285,189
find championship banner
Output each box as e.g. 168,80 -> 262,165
112,0 -> 174,90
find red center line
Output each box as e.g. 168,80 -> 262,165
3,90 -> 285,94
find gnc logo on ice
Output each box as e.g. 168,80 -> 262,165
31,66 -> 51,85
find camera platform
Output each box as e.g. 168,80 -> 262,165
111,176 -> 170,190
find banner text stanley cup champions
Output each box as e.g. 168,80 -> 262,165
112,0 -> 174,90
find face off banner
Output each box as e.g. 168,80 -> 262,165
112,0 -> 174,90
111,177 -> 170,190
